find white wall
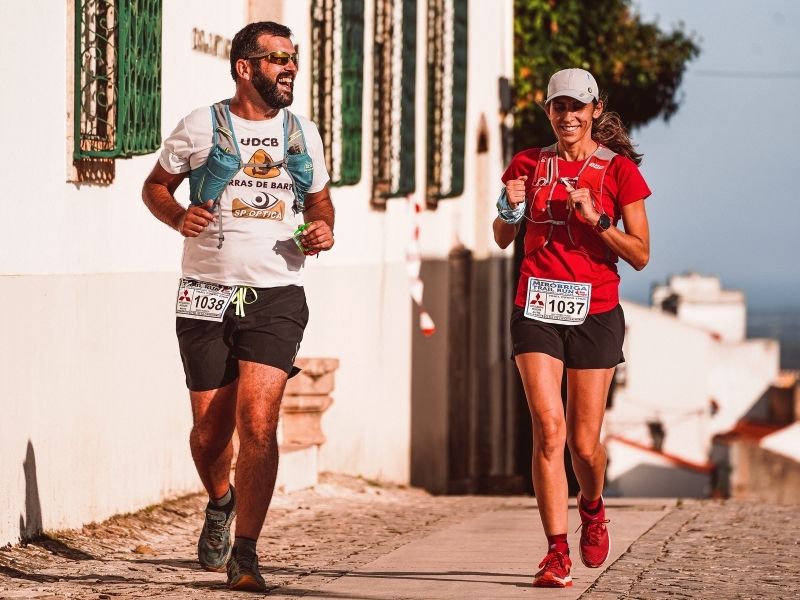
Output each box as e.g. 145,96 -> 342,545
419,0 -> 514,261
677,302 -> 746,343
296,0 -> 514,481
0,0 -> 514,544
0,1 -> 248,546
0,273 -> 197,545
708,339 -> 780,429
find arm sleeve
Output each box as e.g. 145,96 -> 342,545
303,120 -> 331,193
501,148 -> 540,184
158,116 -> 197,174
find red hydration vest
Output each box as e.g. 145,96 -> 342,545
526,143 -> 619,263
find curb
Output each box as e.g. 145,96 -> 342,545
581,502 -> 700,598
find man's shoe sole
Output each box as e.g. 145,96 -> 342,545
199,553 -> 231,573
228,573 -> 267,592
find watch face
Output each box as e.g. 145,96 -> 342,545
598,214 -> 611,230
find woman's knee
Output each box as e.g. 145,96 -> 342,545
533,417 -> 566,459
568,435 -> 602,464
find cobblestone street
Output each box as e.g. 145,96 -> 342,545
588,500 -> 800,599
1,475 -> 798,599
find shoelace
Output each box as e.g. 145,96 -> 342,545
538,550 -> 569,571
576,517 -> 611,544
205,509 -> 228,545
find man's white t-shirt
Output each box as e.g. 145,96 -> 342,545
159,106 -> 330,288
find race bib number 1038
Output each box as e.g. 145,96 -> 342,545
176,278 -> 235,322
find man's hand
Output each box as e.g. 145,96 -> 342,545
179,201 -> 216,237
505,175 -> 528,206
300,220 -> 334,255
301,186 -> 335,255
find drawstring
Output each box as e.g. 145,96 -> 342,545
231,287 -> 257,317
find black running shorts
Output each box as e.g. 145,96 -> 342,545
510,303 -> 625,369
176,284 -> 309,392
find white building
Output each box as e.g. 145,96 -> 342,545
651,271 -> 746,342
605,274 -> 780,497
0,0 -> 516,546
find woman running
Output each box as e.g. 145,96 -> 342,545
493,68 -> 651,588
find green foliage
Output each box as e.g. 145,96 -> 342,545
514,0 -> 700,150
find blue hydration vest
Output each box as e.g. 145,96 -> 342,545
188,100 -> 314,214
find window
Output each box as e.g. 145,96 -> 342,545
74,0 -> 162,170
426,0 -> 468,207
372,0 -> 417,207
311,0 -> 365,187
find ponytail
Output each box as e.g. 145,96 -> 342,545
592,93 -> 643,166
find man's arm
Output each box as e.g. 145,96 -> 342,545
142,163 -> 215,237
299,186 -> 334,253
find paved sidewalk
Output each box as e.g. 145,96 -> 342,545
0,474 -> 798,599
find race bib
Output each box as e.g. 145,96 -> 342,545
176,278 -> 235,322
524,277 -> 591,325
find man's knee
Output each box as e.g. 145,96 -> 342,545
236,407 -> 280,445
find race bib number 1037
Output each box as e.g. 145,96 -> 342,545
524,277 -> 591,326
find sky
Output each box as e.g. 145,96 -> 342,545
616,0 -> 800,309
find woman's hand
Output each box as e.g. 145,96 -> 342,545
505,176 -> 528,206
563,181 -> 600,226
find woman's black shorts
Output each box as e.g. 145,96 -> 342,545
510,303 -> 625,369
176,284 -> 309,392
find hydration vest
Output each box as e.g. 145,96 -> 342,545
188,100 -> 314,214
526,143 -> 619,263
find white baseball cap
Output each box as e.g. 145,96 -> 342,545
546,68 -> 599,104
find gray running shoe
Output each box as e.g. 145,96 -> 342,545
197,486 -> 236,572
226,544 -> 267,592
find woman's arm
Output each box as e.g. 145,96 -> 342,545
493,217 -> 520,249
494,175 -> 527,249
597,199 -> 650,270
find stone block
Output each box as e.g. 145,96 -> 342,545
285,357 -> 340,395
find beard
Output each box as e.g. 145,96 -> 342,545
252,68 -> 293,109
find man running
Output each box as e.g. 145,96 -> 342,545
142,21 -> 333,593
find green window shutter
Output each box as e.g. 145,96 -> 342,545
74,0 -> 162,160
372,0 -> 416,207
311,0 -> 365,187
426,0 -> 468,207
117,0 -> 162,156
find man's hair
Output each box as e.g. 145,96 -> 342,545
229,21 -> 293,80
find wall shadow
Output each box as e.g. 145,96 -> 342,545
16,439 -> 95,559
19,439 -> 43,542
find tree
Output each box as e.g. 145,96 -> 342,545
514,0 -> 700,150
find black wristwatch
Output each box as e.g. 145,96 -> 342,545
595,214 -> 611,233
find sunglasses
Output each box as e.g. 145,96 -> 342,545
246,50 -> 299,68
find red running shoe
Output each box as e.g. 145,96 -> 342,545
577,494 -> 611,568
533,550 -> 573,588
